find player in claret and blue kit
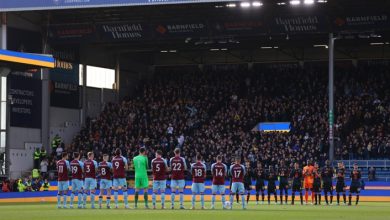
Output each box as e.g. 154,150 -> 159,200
70,152 -> 84,209
83,152 -> 98,208
190,154 -> 207,210
98,154 -> 113,209
229,156 -> 246,210
151,150 -> 169,209
211,155 -> 227,209
169,148 -> 187,209
56,152 -> 70,208
111,148 -> 129,209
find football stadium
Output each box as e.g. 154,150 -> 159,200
0,0 -> 390,219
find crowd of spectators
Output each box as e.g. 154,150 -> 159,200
64,62 -> 390,170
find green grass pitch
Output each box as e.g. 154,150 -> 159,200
1,202 -> 390,220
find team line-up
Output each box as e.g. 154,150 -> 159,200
55,147 -> 363,210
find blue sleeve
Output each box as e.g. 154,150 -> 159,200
163,159 -> 168,168
190,163 -> 194,172
66,160 -> 70,170
242,165 -> 246,175
108,162 -> 112,169
224,164 -> 228,175
211,163 -> 215,173
93,160 -> 98,168
229,165 -> 233,175
202,163 -> 207,170
181,157 -> 187,170
122,156 -> 128,165
79,161 -> 84,169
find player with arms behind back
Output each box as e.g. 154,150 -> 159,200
70,152 -> 84,209
229,156 -> 246,210
169,148 -> 187,209
254,162 -> 266,205
133,147 -> 150,209
57,152 -> 70,208
278,160 -> 289,205
151,150 -> 168,209
98,154 -> 113,209
313,162 -> 322,205
111,148 -> 129,209
83,152 -> 98,208
211,155 -> 227,209
190,154 -> 207,209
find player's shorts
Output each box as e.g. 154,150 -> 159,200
100,179 -> 112,190
279,181 -> 289,191
212,185 -> 226,194
231,182 -> 245,194
71,179 -> 84,192
304,181 -> 313,189
58,181 -> 69,191
292,182 -> 302,192
244,183 -> 252,191
153,180 -> 167,192
135,177 -> 149,189
313,184 -> 321,193
323,181 -> 333,192
267,185 -> 276,194
171,179 -> 185,190
113,178 -> 127,188
84,178 -> 97,190
349,182 -> 361,194
191,183 -> 205,194
256,183 -> 265,192
336,181 -> 346,193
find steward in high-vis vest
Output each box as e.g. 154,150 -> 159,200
33,148 -> 41,169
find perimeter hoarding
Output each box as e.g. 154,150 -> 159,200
0,0 -> 238,12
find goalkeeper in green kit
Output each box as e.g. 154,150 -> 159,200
133,147 -> 149,209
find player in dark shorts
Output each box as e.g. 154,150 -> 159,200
349,163 -> 362,206
336,162 -> 347,205
321,160 -> 334,205
255,162 -> 266,205
267,166 -> 278,204
244,161 -> 253,204
290,162 -> 303,205
278,160 -> 289,205
313,163 -> 322,205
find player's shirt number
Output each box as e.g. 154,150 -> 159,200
172,163 -> 182,171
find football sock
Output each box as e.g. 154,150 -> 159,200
98,196 -> 103,206
241,194 -> 246,208
285,195 -> 288,203
135,192 -> 139,206
300,192 -> 303,205
106,196 -> 111,206
200,194 -> 205,207
161,193 -> 165,206
211,194 -> 216,206
343,194 -> 346,203
247,193 -> 250,203
179,192 -> 184,207
91,193 -> 95,207
356,195 -> 360,205
256,193 -> 259,202
70,193 -> 75,206
236,194 -> 239,203
262,192 -> 265,201
305,191 -> 308,203
152,193 -> 156,206
79,193 -> 84,207
325,194 -> 328,204
318,194 -> 321,204
274,195 -> 278,203
63,194 -> 67,207
57,194 -> 61,207
82,193 -> 87,206
191,194 -> 195,207
337,194 -> 340,203
349,195 -> 352,204
221,194 -> 226,205
291,193 -> 295,204
123,191 -> 128,206
171,193 -> 175,207
114,190 -> 118,205
144,192 -> 148,206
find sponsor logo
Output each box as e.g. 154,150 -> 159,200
102,24 -> 143,39
275,16 -> 320,32
156,23 -> 205,34
335,15 -> 388,27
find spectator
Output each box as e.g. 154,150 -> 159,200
33,148 -> 40,169
1,180 -> 10,192
40,158 -> 49,179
